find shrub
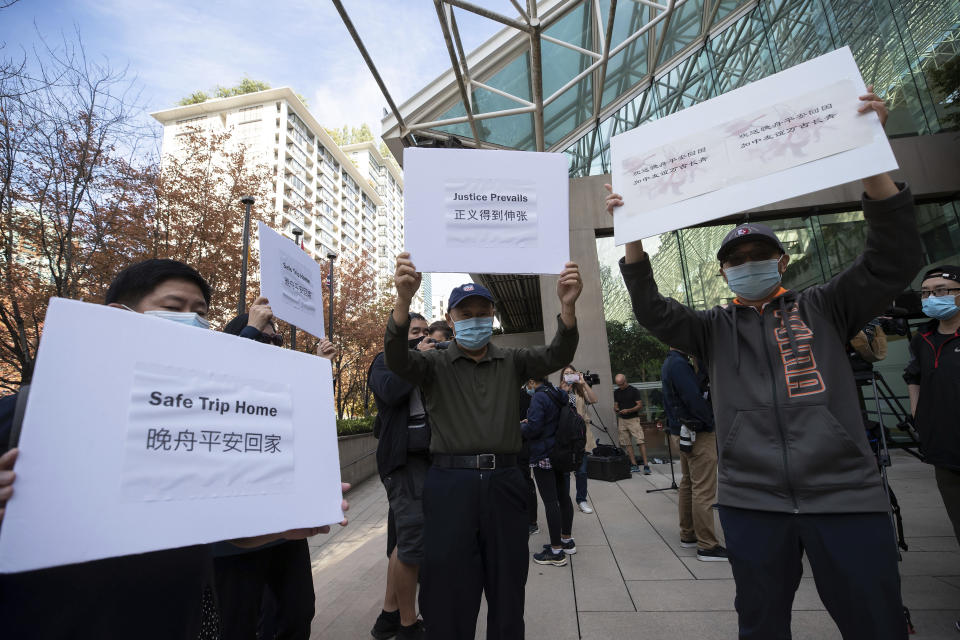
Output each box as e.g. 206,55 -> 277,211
337,415 -> 376,436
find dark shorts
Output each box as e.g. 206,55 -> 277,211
383,454 -> 429,565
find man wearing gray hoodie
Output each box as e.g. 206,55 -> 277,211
605,88 -> 921,639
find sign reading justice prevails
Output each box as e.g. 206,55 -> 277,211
404,148 -> 569,274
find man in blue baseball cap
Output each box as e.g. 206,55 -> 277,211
384,252 -> 582,640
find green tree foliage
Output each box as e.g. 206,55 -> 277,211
177,90 -> 210,106
928,55 -> 960,128
177,77 -> 272,106
214,77 -> 271,98
605,320 -> 669,383
325,123 -> 374,146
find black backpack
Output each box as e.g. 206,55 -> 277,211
546,390 -> 587,473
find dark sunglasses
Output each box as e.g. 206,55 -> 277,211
256,332 -> 284,346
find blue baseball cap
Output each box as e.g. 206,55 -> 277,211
448,282 -> 495,311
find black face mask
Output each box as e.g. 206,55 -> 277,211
408,336 -> 425,349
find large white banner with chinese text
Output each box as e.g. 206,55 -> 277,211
610,47 -> 897,244
0,298 -> 342,573
404,148 -> 569,274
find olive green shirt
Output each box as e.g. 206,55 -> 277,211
384,313 -> 579,454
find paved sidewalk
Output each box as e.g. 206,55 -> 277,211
307,450 -> 960,639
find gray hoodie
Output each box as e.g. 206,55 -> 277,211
620,185 -> 922,514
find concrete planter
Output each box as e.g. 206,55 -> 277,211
338,432 -> 378,486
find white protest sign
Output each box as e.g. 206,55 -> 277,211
404,148 -> 569,274
258,221 -> 326,338
610,47 -> 897,244
0,298 -> 343,573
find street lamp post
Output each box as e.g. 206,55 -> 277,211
291,228 -> 303,351
326,252 -> 337,341
238,196 -> 255,315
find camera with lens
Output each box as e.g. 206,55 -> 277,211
429,339 -> 450,350
582,371 -> 600,386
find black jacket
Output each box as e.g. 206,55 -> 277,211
903,320 -> 960,470
620,185 -> 922,514
369,352 -> 428,478
660,350 -> 715,436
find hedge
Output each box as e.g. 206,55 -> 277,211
336,415 -> 376,436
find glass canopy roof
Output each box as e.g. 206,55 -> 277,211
378,0 -> 959,176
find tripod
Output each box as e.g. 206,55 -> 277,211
855,368 -> 911,553
647,430 -> 679,493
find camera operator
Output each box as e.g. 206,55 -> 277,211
903,266 -> 960,550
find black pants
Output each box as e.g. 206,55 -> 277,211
213,540 -> 315,640
719,507 -> 906,640
422,465 -> 528,640
533,466 -> 573,547
521,464 -> 538,525
935,466 -> 960,545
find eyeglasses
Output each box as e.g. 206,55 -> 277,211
256,332 -> 284,346
917,287 -> 960,299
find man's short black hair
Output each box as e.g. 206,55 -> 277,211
409,312 -> 427,323
105,259 -> 211,308
428,320 -> 452,338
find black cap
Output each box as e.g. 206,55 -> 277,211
922,265 -> 960,284
717,222 -> 786,262
448,282 -> 494,311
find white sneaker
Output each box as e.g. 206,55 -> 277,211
578,501 -> 593,514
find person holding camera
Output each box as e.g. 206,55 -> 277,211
385,253 -> 581,640
368,312 -> 433,640
904,266 -> 960,547
660,348 -> 725,562
559,365 -> 598,513
606,90 -> 922,639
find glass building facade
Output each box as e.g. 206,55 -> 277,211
573,0 -> 960,431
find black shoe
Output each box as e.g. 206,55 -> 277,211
533,548 -> 568,566
397,620 -> 426,640
679,537 -> 698,549
696,545 -> 729,562
528,523 -> 540,535
371,610 -> 401,639
560,538 -> 577,554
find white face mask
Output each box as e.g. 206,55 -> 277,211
141,309 -> 210,329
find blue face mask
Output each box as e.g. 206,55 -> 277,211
143,309 -> 211,329
724,258 -> 783,301
525,386 -> 536,396
454,316 -> 493,350
922,295 -> 960,320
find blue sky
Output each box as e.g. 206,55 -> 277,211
0,0 -> 512,137
1,0 -> 520,299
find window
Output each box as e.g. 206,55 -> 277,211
239,105 -> 262,123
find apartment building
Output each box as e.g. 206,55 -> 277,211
151,87 -> 423,311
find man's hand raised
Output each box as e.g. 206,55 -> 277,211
247,296 -> 274,332
557,262 -> 582,328
394,253 -> 421,305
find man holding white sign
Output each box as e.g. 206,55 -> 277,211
607,89 -> 921,639
386,252 -> 581,640
0,259 -> 348,640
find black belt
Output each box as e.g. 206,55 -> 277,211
432,453 -> 518,470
